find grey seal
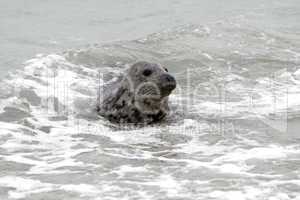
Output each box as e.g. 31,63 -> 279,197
97,61 -> 176,124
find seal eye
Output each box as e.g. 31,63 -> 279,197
143,69 -> 152,77
164,68 -> 168,72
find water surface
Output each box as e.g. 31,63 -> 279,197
1,0 -> 300,199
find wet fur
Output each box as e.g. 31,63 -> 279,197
97,62 -> 173,124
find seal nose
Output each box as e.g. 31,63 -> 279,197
160,74 -> 176,92
165,74 -> 175,83
161,74 -> 176,83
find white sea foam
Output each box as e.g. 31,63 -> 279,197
0,176 -> 54,199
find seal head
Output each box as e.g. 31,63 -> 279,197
98,61 -> 176,124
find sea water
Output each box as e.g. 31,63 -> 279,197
0,0 -> 300,199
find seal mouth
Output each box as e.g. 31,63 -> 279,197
161,82 -> 176,95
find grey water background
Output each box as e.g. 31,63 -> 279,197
1,0 -> 300,200
1,0 -> 298,79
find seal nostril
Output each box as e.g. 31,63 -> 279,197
165,75 -> 175,82
159,74 -> 176,86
